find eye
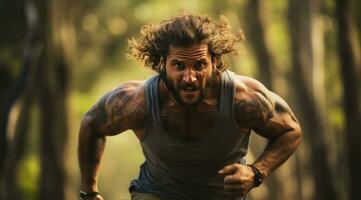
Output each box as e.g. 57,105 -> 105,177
194,61 -> 205,71
174,62 -> 185,70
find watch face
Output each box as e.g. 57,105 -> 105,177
256,176 -> 263,184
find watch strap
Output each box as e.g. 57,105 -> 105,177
80,191 -> 99,200
247,164 -> 264,187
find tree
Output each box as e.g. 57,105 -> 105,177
243,1 -> 285,200
0,1 -> 42,199
35,0 -> 77,198
336,0 -> 361,199
0,0 -> 77,198
288,0 -> 337,199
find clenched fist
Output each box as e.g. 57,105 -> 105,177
218,163 -> 255,196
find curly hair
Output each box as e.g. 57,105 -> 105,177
128,12 -> 243,73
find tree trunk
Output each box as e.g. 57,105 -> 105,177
38,54 -> 68,200
3,42 -> 42,200
243,1 -> 286,200
336,0 -> 361,200
35,0 -> 73,199
288,0 -> 337,200
0,1 -> 42,198
245,0 -> 273,89
4,90 -> 33,200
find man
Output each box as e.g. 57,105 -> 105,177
78,13 -> 302,200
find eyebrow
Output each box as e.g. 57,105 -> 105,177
169,58 -> 208,63
197,58 -> 208,63
170,58 -> 183,63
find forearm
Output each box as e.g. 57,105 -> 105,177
253,128 -> 302,177
78,116 -> 106,192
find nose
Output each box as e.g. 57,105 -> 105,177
182,68 -> 197,83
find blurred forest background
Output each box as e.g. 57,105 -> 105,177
1,0 -> 360,200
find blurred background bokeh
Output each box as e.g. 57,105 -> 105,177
1,0 -> 360,200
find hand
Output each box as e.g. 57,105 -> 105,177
218,163 -> 255,196
83,194 -> 104,200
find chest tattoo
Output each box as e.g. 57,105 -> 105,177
160,107 -> 218,142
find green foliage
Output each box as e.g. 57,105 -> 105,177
18,155 -> 39,200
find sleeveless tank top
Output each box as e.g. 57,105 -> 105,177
130,71 -> 251,200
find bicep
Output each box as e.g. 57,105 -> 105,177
252,92 -> 299,140
102,84 -> 147,135
85,91 -> 129,136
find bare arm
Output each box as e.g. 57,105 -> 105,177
219,76 -> 302,196
77,82 -> 146,197
237,78 -> 302,177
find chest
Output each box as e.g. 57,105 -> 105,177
159,107 -> 218,142
141,103 -> 250,167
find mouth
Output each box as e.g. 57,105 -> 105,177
180,87 -> 199,93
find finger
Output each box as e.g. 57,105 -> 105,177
224,174 -> 241,185
218,163 -> 241,175
224,185 -> 248,197
224,184 -> 243,191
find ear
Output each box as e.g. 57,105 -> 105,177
211,55 -> 220,70
159,57 -> 167,74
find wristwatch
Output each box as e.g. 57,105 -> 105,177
247,164 -> 264,187
80,191 -> 99,200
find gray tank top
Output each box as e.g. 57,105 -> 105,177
130,71 -> 250,200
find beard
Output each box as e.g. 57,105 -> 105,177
160,70 -> 216,108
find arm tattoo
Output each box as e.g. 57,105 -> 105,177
234,91 -> 273,128
106,86 -> 147,133
235,89 -> 296,139
87,83 -> 147,135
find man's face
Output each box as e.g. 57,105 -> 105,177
163,43 -> 214,107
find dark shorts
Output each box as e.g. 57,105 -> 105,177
130,191 -> 163,200
129,183 -> 163,200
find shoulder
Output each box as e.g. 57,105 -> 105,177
104,80 -> 146,111
232,75 -> 289,128
232,75 -> 267,95
232,75 -> 273,108
86,80 -> 147,135
232,74 -> 301,139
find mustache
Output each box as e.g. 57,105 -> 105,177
179,82 -> 200,89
